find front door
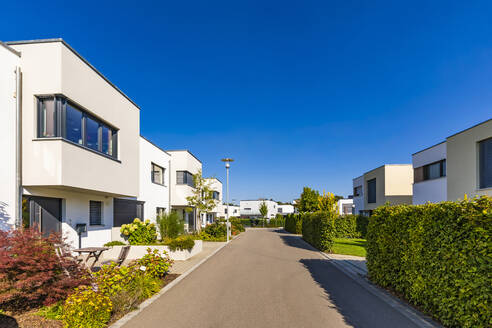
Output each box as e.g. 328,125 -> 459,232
29,196 -> 62,236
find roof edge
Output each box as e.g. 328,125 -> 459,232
412,140 -> 446,156
446,118 -> 492,140
6,38 -> 140,109
166,149 -> 202,164
0,41 -> 21,57
140,135 -> 171,156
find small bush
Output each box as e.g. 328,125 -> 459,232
137,248 -> 173,278
367,197 -> 491,328
0,227 -> 90,310
302,211 -> 336,252
62,286 -> 112,328
267,216 -> 285,227
200,222 -> 227,240
230,219 -> 245,233
120,218 -> 157,245
284,213 -> 302,234
157,212 -> 185,239
104,240 -> 126,247
165,235 -> 195,251
333,215 -> 369,238
93,263 -> 139,296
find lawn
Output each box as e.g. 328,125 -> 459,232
332,238 -> 367,257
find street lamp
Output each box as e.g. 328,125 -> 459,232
221,158 -> 234,242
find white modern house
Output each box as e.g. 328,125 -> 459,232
217,204 -> 241,218
352,165 -> 413,216
201,177 -> 223,226
0,39 -> 140,248
413,119 -> 491,203
337,198 -> 354,215
168,150 -> 202,232
240,199 -> 278,219
276,204 -> 295,215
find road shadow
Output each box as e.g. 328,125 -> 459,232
0,314 -> 19,328
300,258 -> 418,328
278,233 -> 316,252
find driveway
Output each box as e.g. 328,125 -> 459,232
121,229 -> 429,328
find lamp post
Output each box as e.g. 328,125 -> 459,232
221,158 -> 234,242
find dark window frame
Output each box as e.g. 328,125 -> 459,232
414,159 -> 446,183
367,178 -> 377,204
151,163 -> 165,186
176,170 -> 195,187
479,137 -> 492,189
37,96 -> 118,159
89,200 -> 103,226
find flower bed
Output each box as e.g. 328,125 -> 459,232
103,240 -> 203,261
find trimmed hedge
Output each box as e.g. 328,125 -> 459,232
301,211 -> 337,252
367,196 -> 492,328
285,213 -> 303,234
333,215 -> 369,238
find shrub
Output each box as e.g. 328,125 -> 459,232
62,286 -> 112,328
302,211 -> 336,252
0,227 -> 90,310
230,218 -> 245,233
284,213 -> 302,234
120,218 -> 157,245
93,262 -> 139,296
267,216 -> 285,227
201,222 -> 226,239
333,215 -> 369,238
104,240 -> 126,247
156,212 -> 184,240
366,197 -> 491,328
137,248 -> 173,278
165,235 -> 195,251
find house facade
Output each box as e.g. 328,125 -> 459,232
337,198 -> 354,216
277,204 -> 295,216
201,178 -> 223,226
1,39 -> 140,248
240,200 -> 278,219
168,150 -> 202,232
412,119 -> 492,203
352,176 -> 364,215
353,165 -> 413,215
217,204 -> 241,218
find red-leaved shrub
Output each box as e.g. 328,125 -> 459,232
0,227 -> 91,311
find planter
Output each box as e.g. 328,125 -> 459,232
103,240 -> 202,261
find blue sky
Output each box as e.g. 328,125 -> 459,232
2,1 -> 491,202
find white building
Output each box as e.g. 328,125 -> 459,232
276,204 -> 294,216
138,136 -> 171,221
201,178 -> 223,226
217,204 -> 241,218
240,200 -> 278,219
412,141 -> 447,204
168,150 -> 202,232
1,39 -> 140,248
337,198 -> 354,216
352,176 -> 364,215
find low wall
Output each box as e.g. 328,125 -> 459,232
103,240 -> 203,261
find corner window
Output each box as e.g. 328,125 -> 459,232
367,178 -> 376,203
414,160 -> 446,183
89,201 -> 102,225
37,96 -> 118,159
176,171 -> 195,187
152,163 -> 165,185
479,138 -> 492,189
353,186 -> 362,197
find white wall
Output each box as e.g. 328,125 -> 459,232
412,142 -> 447,204
352,176 -> 364,214
217,204 -> 240,218
138,137 -> 170,222
168,150 -> 202,207
337,199 -> 354,215
240,200 -> 278,218
0,44 -> 19,230
277,204 -> 294,215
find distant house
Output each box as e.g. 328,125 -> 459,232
352,165 -> 413,216
337,198 -> 354,216
202,178 -> 223,226
240,199 -> 277,219
413,119 -> 492,204
217,204 -> 241,218
277,204 -> 295,216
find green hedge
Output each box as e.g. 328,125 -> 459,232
333,215 -> 369,238
301,211 -> 337,252
367,197 -> 491,328
285,214 -> 303,234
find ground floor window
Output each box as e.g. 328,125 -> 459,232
90,201 -> 103,225
156,207 -> 166,217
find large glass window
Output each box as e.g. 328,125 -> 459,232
367,178 -> 376,203
479,138 -> 492,189
66,104 -> 83,144
37,96 -> 118,159
176,171 -> 195,187
415,160 -> 446,183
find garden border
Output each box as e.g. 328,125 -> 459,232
109,238 -> 235,328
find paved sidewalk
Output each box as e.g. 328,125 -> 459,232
170,241 -> 226,274
322,253 -> 367,276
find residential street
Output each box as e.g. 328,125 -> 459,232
122,229 -> 427,328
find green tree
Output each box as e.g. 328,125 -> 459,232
186,170 -> 219,231
259,201 -> 268,227
298,187 -> 320,212
317,190 -> 338,215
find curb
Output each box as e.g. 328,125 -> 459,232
109,239 -> 233,328
291,235 -> 441,328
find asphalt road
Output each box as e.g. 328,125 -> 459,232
122,229 -> 424,328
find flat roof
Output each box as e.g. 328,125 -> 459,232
360,164 -> 412,176
6,38 -> 140,109
412,140 -> 446,156
0,41 -> 21,57
446,118 -> 492,139
165,149 -> 202,164
205,177 -> 222,183
140,135 -> 171,156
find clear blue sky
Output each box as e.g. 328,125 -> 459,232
3,1 -> 491,202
